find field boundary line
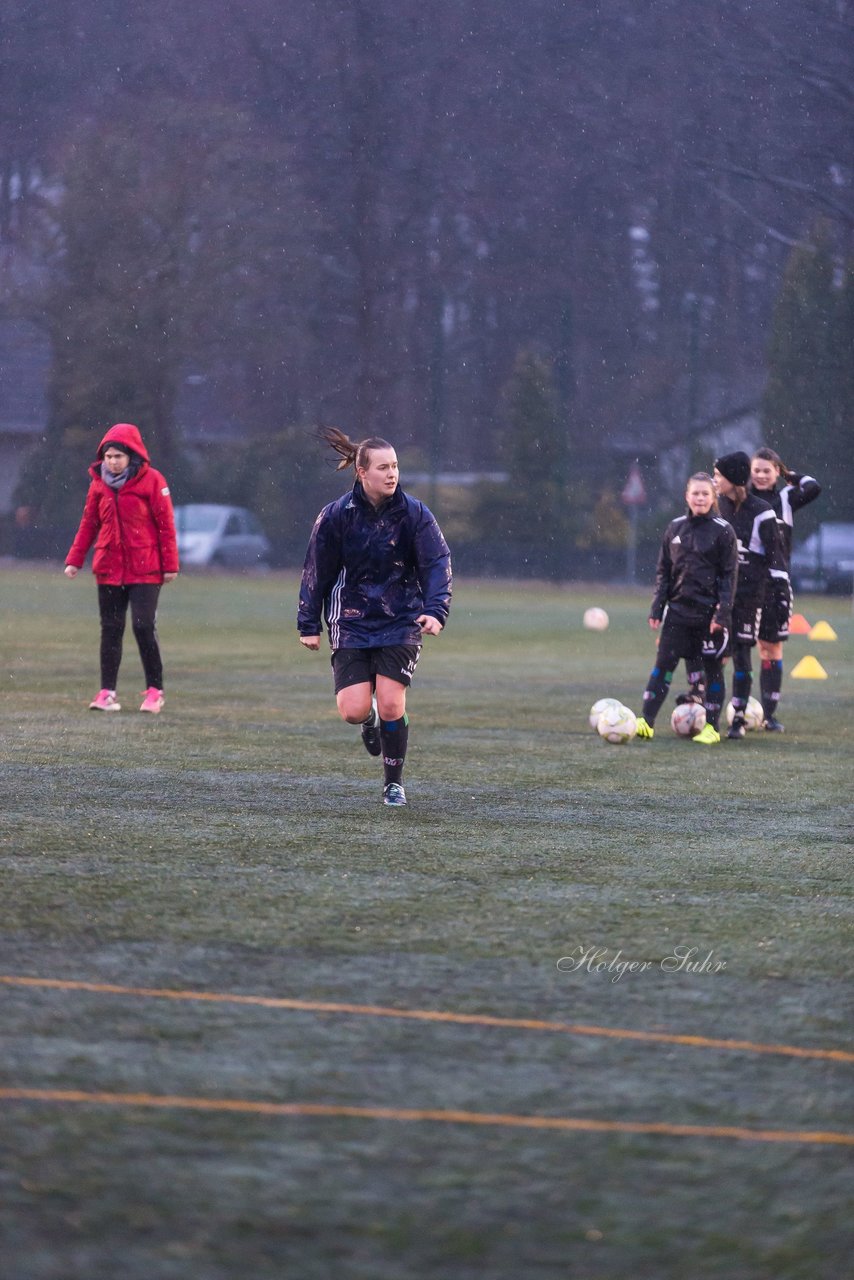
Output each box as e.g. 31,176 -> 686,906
2,974 -> 852,1063
1,1087 -> 852,1146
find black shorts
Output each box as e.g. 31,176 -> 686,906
732,603 -> 761,647
758,582 -> 793,644
331,644 -> 421,694
655,616 -> 708,670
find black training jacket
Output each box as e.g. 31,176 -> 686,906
298,481 -> 452,648
651,511 -> 738,628
718,492 -> 788,610
748,473 -> 821,566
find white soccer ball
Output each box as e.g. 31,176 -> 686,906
588,696 -> 622,731
583,607 -> 609,631
597,703 -> 637,744
725,696 -> 765,731
671,701 -> 707,738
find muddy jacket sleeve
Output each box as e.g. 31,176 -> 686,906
413,502 -> 452,627
297,503 -> 342,636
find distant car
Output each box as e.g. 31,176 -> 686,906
173,504 -> 271,568
790,522 -> 854,594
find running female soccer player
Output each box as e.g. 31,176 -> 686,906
749,447 -> 821,731
635,472 -> 738,745
298,428 -> 452,806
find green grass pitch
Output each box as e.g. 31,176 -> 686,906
1,562 -> 852,1279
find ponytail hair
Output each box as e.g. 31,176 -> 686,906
317,426 -> 394,473
686,471 -> 719,514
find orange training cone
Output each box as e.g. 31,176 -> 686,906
790,655 -> 828,680
789,613 -> 811,635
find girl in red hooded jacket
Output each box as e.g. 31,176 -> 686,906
64,423 -> 179,713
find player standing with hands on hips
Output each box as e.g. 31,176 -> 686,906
298,428 -> 452,806
64,423 -> 178,713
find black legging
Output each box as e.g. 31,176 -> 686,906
97,584 -> 163,690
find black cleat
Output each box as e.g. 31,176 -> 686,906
675,692 -> 704,707
361,705 -> 382,756
727,715 -> 746,740
764,716 -> 785,733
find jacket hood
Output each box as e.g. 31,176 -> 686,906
97,423 -> 150,462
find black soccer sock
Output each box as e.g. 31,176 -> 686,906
686,662 -> 705,701
640,663 -> 673,727
702,659 -> 724,730
760,659 -> 783,719
730,643 -> 752,711
380,713 -> 409,785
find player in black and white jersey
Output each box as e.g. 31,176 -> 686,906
635,472 -> 738,745
713,452 -> 789,740
749,447 -> 822,731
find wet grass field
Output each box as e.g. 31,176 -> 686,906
1,562 -> 853,1279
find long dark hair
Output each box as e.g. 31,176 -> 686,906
317,426 -> 394,473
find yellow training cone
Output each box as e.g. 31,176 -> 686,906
791,655 -> 828,679
809,620 -> 838,641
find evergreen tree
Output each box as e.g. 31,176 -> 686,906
762,228 -> 854,518
473,350 -> 579,578
14,97 -> 311,549
829,258 -> 854,518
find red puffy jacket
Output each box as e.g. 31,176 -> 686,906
65,424 -> 179,585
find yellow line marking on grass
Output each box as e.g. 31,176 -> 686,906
2,974 -> 852,1063
1,1087 -> 852,1147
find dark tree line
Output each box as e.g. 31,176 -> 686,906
1,0 -> 852,559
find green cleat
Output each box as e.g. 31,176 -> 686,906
693,723 -> 721,745
635,716 -> 654,739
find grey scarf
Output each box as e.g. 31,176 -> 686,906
101,463 -> 130,490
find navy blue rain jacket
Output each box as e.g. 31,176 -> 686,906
298,482 -> 452,648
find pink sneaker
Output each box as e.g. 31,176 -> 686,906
89,689 -> 121,712
139,688 -> 165,714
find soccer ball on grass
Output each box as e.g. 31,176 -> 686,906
588,696 -> 622,731
597,703 -> 637,744
670,701 -> 707,737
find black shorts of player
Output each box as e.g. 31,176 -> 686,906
758,582 -> 792,644
758,608 -> 788,644
731,603 -> 761,647
654,616 -> 708,672
331,644 -> 421,694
